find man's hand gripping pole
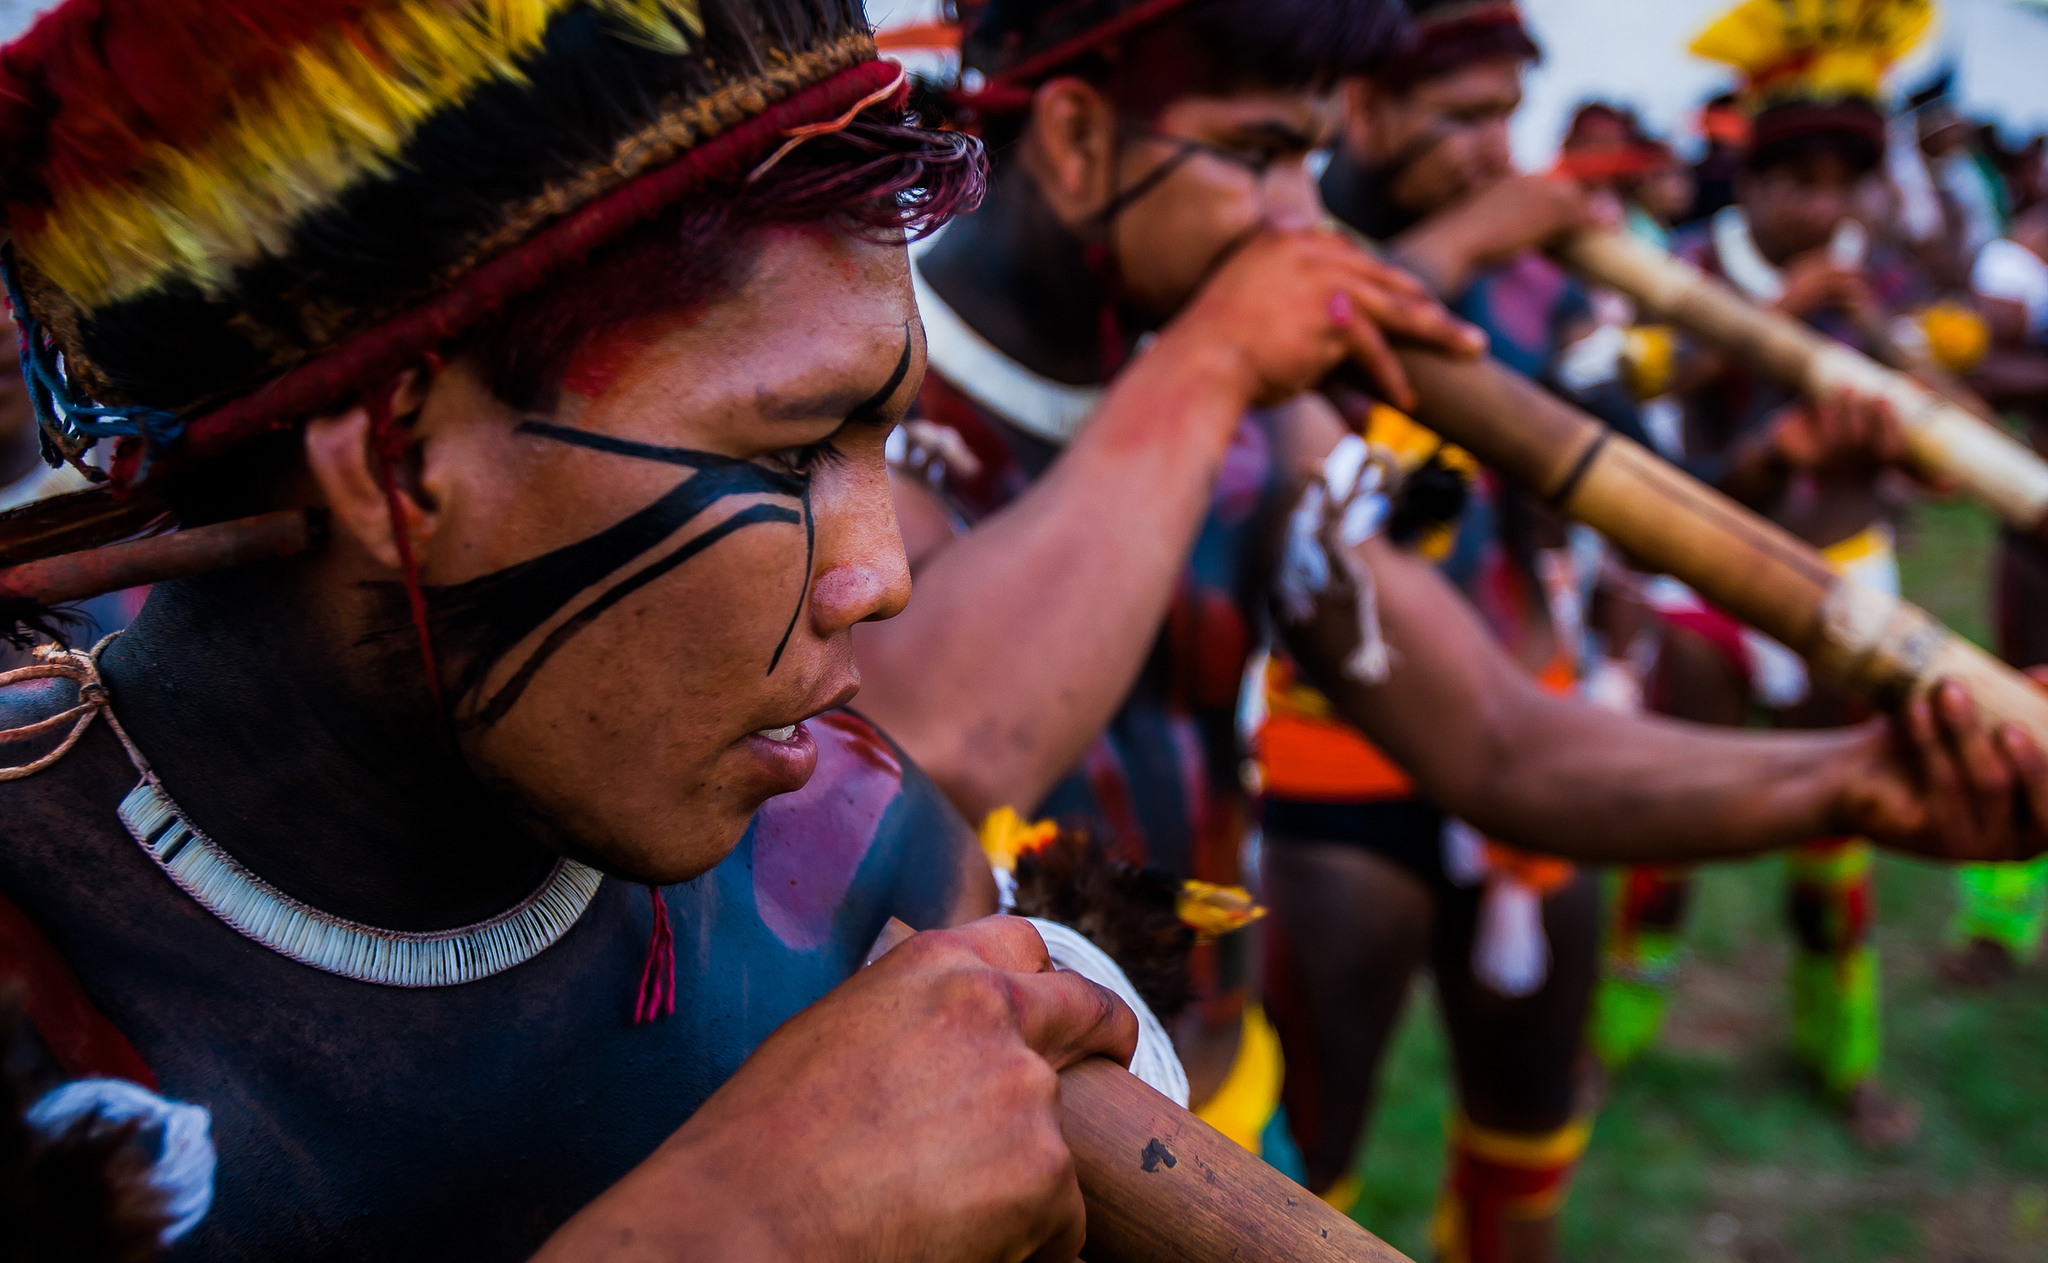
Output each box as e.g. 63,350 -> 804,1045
866,919 -> 1415,1263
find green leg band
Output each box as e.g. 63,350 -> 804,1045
1790,946 -> 1880,1096
1949,858 -> 2048,960
1592,976 -> 1669,1069
1593,929 -> 1684,1070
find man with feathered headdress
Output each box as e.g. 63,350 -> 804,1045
1612,0 -> 1943,1151
0,1 -> 1158,1256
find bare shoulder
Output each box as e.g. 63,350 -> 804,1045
0,666 -> 145,875
751,708 -> 994,936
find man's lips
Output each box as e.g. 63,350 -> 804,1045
749,673 -> 859,740
733,675 -> 860,781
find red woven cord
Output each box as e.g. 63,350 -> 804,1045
161,59 -> 901,478
366,389 -> 444,709
633,884 -> 676,1024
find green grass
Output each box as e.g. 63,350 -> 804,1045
1340,501 -> 2048,1262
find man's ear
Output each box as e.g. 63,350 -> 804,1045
1341,79 -> 1380,161
303,371 -> 438,575
1021,76 -> 1122,229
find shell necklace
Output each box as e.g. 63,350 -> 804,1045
6,638 -> 604,987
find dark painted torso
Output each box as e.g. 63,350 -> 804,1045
0,697 -> 975,1262
912,371 -> 1287,889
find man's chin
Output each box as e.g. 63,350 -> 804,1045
544,805 -> 759,887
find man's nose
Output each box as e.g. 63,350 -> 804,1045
1265,162 -> 1325,232
809,467 -> 912,635
1476,119 -> 1515,180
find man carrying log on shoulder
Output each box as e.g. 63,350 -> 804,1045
856,0 -> 2048,1225
1604,0 -> 1941,1150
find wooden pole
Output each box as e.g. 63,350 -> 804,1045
1062,1059 -> 1411,1263
1555,227 -> 2048,536
864,920 -> 1414,1263
0,509 -> 320,607
1371,348 -> 2048,745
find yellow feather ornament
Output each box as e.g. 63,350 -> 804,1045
1689,0 -> 1935,107
19,0 -> 704,312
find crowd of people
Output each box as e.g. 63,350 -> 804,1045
0,0 -> 2045,1259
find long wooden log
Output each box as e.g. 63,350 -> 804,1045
1062,1059 -> 1409,1263
1375,346 -> 2048,744
1555,227 -> 2048,536
862,919 -> 1412,1263
0,509 -> 320,607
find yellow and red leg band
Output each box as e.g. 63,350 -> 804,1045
1431,1112 -> 1592,1263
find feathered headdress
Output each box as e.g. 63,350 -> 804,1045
1689,0 -> 1933,119
1,0 -> 898,469
0,0 -> 954,621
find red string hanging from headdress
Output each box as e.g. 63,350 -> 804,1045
366,387 -> 443,710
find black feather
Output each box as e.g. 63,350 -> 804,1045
1008,826 -> 1197,1022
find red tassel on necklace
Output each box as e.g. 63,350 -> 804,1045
633,885 -> 675,1024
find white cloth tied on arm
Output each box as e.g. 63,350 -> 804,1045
1276,433 -> 1396,684
1974,237 -> 2048,346
1022,916 -> 1190,1107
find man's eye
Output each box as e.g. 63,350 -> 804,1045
764,439 -> 846,477
1238,146 -> 1291,174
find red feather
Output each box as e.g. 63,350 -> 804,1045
0,0 -> 379,204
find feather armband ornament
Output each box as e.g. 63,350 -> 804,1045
1275,433 -> 1399,684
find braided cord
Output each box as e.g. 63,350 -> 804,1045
1,247 -> 185,467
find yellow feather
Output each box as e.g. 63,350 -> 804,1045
592,0 -> 704,52
20,0 -> 582,309
1689,0 -> 1934,103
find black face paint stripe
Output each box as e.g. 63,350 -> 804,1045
471,502 -> 800,727
517,420 -> 804,491
851,330 -> 917,420
428,445 -> 805,728
420,337 -> 921,725
763,484 -> 814,676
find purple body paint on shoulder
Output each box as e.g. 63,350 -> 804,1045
751,711 -> 904,950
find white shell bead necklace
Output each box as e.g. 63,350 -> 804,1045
116,777 -> 604,987
4,638 -> 604,987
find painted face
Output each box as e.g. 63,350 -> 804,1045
414,228 -> 922,883
1105,88 -> 1340,318
1352,58 -> 1527,218
1742,152 -> 1871,265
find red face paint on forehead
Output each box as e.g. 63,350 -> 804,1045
559,311 -> 684,401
